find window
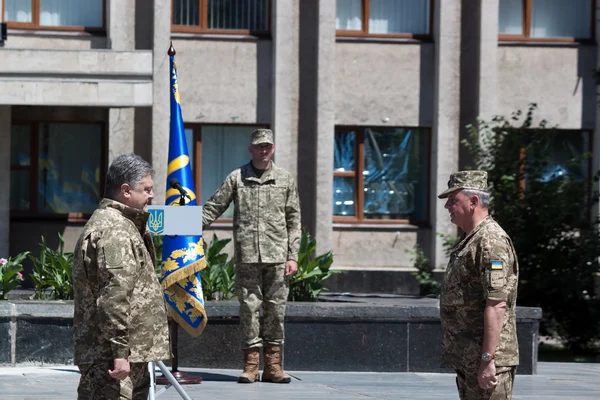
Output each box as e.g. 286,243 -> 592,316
333,127 -> 429,223
185,125 -> 265,219
530,130 -> 591,182
172,0 -> 269,34
336,0 -> 430,37
10,122 -> 105,216
499,0 -> 593,40
3,0 -> 104,30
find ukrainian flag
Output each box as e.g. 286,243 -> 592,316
160,44 -> 207,336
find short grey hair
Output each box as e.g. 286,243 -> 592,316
461,189 -> 490,208
104,153 -> 154,199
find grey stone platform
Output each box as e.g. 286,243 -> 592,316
0,362 -> 598,399
0,294 -> 542,374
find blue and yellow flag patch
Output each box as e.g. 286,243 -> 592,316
491,260 -> 504,270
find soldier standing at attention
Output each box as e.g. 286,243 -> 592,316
438,171 -> 519,400
73,153 -> 171,399
202,128 -> 301,384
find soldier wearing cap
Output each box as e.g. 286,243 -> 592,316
202,128 -> 301,384
438,170 -> 519,400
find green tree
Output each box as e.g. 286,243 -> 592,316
463,104 -> 600,351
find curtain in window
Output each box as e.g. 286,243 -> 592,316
4,0 -> 32,22
38,124 -> 102,214
173,0 -> 200,26
369,0 -> 429,34
201,126 -> 252,218
10,125 -> 32,211
336,0 -> 362,30
208,0 -> 268,30
39,0 -> 103,27
539,132 -> 590,182
334,130 -> 356,216
531,0 -> 591,38
363,128 -> 425,219
498,0 -> 523,34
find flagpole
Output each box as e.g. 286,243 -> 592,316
155,44 -> 203,386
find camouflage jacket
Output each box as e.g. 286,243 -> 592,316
440,216 -> 519,371
202,161 -> 302,263
73,199 -> 171,364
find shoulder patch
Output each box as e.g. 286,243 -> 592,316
104,246 -> 123,267
491,260 -> 503,270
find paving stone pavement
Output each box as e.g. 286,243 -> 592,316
0,362 -> 598,399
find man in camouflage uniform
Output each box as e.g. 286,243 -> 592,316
73,154 -> 171,399
202,128 -> 301,384
438,170 -> 519,400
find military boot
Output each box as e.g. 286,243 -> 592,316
238,348 -> 260,383
262,344 -> 291,383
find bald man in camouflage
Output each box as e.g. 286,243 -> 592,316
202,128 -> 301,384
438,171 -> 519,400
73,154 -> 170,399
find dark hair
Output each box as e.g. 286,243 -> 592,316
104,153 -> 154,199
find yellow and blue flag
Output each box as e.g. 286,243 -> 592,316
160,47 -> 207,336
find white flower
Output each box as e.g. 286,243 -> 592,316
0,258 -> 7,266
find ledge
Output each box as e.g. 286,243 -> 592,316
0,299 -> 541,374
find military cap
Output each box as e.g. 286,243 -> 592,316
438,170 -> 488,199
251,129 -> 274,145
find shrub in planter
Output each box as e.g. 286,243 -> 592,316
29,233 -> 74,300
0,252 -> 29,300
288,229 -> 339,302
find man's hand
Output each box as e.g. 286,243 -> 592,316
109,358 -> 130,380
285,260 -> 298,276
477,360 -> 497,390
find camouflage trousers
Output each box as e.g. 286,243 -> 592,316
455,367 -> 516,400
236,263 -> 289,349
77,362 -> 150,400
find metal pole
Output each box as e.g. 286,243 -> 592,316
156,361 -> 194,400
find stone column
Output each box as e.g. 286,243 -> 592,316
151,0 -> 172,204
0,106 -> 10,258
107,0 -> 136,50
108,108 -> 135,165
459,0 -> 498,167
271,0 -> 299,177
430,0 -> 462,268
297,0 -> 336,254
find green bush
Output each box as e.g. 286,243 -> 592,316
29,234 -> 74,300
202,234 -> 236,301
288,229 -> 339,302
463,104 -> 600,351
0,252 -> 29,300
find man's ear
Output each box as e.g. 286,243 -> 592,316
470,194 -> 480,208
121,183 -> 131,199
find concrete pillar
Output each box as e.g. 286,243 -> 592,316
107,0 -> 136,51
430,0 -> 462,268
108,108 -> 135,165
459,0 -> 499,168
271,0 -> 299,177
151,0 -> 172,204
297,0 -> 336,254
0,106 -> 10,258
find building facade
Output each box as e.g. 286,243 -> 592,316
1,0 -> 597,284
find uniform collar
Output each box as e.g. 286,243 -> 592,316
99,198 -> 150,232
242,161 -> 277,184
452,216 -> 494,255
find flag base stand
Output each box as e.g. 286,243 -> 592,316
149,361 -> 194,400
156,318 -> 203,386
156,371 -> 203,385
